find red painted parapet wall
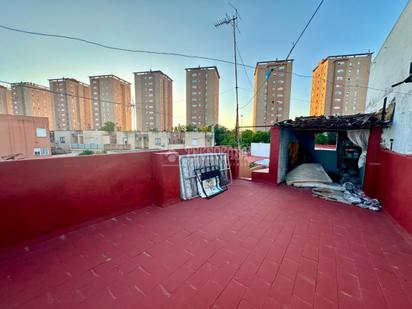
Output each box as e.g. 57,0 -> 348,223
0,147 -> 238,249
251,126 -> 280,183
374,149 -> 412,234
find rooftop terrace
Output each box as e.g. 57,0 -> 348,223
1,180 -> 411,308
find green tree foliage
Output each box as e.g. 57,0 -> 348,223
198,125 -> 212,132
214,125 -> 234,146
79,150 -> 94,155
315,132 -> 337,145
214,126 -> 271,148
252,131 -> 270,143
186,124 -> 196,132
240,130 -> 254,148
100,121 -> 116,132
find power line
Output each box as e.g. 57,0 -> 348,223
3,22 -> 401,98
236,45 -> 253,88
238,67 -> 412,111
0,80 -> 238,124
0,79 -> 187,122
0,24 -> 254,69
1,22 -> 409,117
286,0 -> 325,60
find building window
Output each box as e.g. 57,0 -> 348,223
41,148 -> 49,155
155,138 -> 161,146
33,148 -> 41,156
36,128 -> 47,137
191,138 -> 199,146
60,137 -> 66,144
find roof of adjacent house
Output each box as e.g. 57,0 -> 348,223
275,103 -> 395,130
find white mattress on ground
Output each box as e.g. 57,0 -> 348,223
285,163 -> 332,186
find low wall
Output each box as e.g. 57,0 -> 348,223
0,147 -> 238,249
0,152 -> 154,249
375,149 -> 412,234
252,127 -> 279,183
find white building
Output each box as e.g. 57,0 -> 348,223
365,1 -> 412,154
52,130 -> 214,154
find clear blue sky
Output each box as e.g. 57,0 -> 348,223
0,0 -> 407,128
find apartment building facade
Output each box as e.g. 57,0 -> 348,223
253,60 -> 293,131
10,82 -> 53,129
186,66 -> 219,127
310,53 -> 372,116
134,70 -> 173,131
52,130 -> 214,153
49,78 -> 92,130
0,85 -> 12,114
0,114 -> 51,159
89,75 -> 132,131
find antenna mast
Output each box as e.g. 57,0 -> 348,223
215,13 -> 239,146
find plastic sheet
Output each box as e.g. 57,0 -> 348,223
312,182 -> 381,211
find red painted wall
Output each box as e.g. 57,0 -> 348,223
375,149 -> 412,234
0,152 -> 154,248
152,152 -> 181,207
0,147 -> 239,248
252,126 -> 280,184
363,127 -> 383,197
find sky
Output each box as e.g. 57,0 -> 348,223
0,0 -> 408,129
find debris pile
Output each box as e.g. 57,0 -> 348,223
312,182 -> 381,211
286,163 -> 381,211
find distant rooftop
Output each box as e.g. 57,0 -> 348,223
314,52 -> 373,71
49,77 -> 89,87
185,66 -> 220,79
325,52 -> 373,60
254,59 -> 293,75
11,82 -> 50,91
89,74 -> 131,85
134,70 -> 173,82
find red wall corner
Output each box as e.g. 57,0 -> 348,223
375,149 -> 412,235
151,152 -> 181,208
363,127 -> 383,197
251,126 -> 280,184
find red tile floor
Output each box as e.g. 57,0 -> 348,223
1,180 -> 412,308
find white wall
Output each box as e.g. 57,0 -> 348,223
365,1 -> 412,154
251,142 -> 270,157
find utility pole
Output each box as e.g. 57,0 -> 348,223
215,14 -> 239,146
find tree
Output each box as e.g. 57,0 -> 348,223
253,131 -> 270,143
315,132 -> 337,145
198,125 -> 212,132
214,125 -> 230,145
240,130 -> 254,149
100,121 -> 116,132
186,124 -> 196,132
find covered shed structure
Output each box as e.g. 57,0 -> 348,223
252,106 -> 394,196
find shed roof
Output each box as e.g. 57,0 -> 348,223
275,103 -> 394,130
